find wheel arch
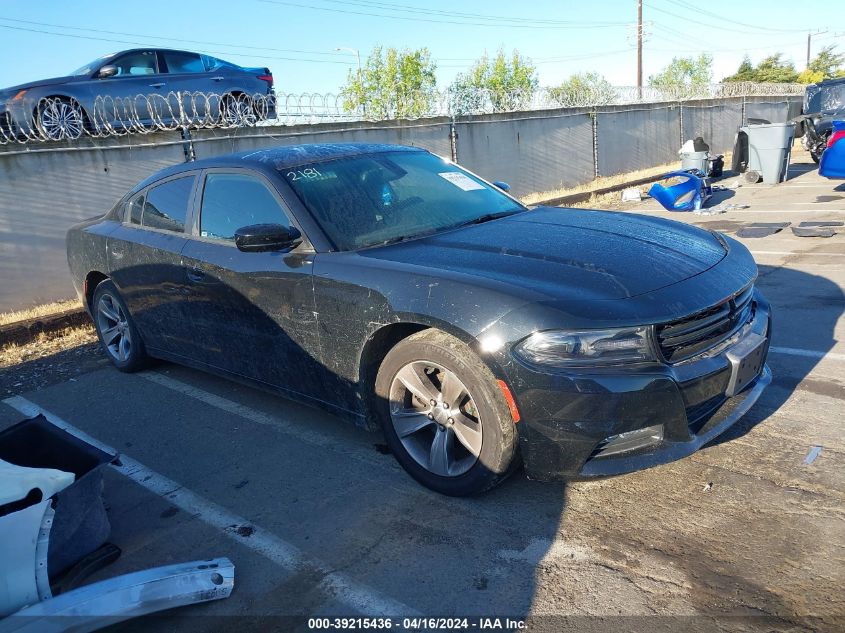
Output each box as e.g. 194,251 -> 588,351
83,271 -> 109,313
356,318 -> 511,429
32,93 -> 91,120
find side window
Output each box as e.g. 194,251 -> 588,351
127,194 -> 145,225
161,51 -> 205,74
143,176 -> 195,233
200,173 -> 290,241
111,51 -> 157,76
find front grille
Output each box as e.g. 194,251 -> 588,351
657,285 -> 755,363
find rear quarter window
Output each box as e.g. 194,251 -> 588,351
142,176 -> 195,233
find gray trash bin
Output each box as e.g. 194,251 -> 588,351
680,150 -> 709,173
740,122 -> 795,183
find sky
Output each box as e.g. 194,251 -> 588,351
0,0 -> 842,93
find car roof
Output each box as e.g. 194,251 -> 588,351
132,143 -> 428,192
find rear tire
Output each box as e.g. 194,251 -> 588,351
91,280 -> 148,373
221,94 -> 257,127
374,330 -> 519,496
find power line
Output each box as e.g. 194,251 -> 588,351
664,0 -> 808,34
300,0 -> 629,26
0,23 -> 356,65
258,0 -> 627,29
0,17 -> 352,58
645,0 -> 810,37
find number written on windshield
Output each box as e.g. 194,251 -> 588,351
286,168 -> 323,181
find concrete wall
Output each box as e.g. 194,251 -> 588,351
0,133 -> 187,309
0,96 -> 802,311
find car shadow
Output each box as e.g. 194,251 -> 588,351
706,263 -> 844,447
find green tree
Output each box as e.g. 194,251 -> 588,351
724,53 -> 799,83
449,48 -> 538,114
754,54 -> 799,83
547,72 -> 616,106
340,46 -> 437,120
723,56 -> 755,82
648,54 -> 713,97
803,45 -> 845,82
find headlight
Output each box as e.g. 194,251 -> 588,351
512,327 -> 655,367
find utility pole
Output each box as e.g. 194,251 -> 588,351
637,0 -> 643,99
806,30 -> 828,68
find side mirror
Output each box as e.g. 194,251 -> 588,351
234,224 -> 301,252
493,181 -> 511,192
97,65 -> 118,79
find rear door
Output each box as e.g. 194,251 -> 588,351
157,50 -> 215,119
179,169 -> 323,398
107,173 -> 199,354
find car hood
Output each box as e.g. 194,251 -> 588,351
1,75 -> 82,94
364,207 -> 728,301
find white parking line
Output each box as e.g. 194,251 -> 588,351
139,371 -> 392,470
750,251 -> 845,257
3,396 -> 418,617
769,346 -> 845,362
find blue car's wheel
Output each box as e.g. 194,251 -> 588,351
36,98 -> 85,141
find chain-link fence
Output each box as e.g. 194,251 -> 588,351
1,83 -> 804,145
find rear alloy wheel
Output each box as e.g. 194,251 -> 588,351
221,94 -> 257,127
37,98 -> 85,140
375,330 -> 519,496
92,280 -> 148,372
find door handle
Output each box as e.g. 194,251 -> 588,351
186,267 -> 206,282
149,82 -> 166,89
211,76 -> 224,81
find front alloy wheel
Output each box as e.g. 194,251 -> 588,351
38,99 -> 84,140
389,361 -> 483,477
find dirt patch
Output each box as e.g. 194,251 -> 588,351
0,325 -> 107,396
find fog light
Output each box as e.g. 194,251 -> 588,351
594,424 -> 664,457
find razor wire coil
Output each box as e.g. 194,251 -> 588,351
0,83 -> 804,145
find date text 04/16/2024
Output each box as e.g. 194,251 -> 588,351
307,617 -> 527,630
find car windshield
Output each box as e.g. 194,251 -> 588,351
69,53 -> 115,76
281,151 -> 526,250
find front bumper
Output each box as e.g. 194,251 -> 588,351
507,295 -> 772,481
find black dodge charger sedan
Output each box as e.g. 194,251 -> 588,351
66,144 -> 772,495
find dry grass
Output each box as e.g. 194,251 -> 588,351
521,161 -> 677,206
0,325 -> 95,368
0,299 -> 82,326
521,152 -> 734,206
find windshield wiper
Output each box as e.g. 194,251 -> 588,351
449,209 -> 523,230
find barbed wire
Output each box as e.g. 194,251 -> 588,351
0,83 -> 804,145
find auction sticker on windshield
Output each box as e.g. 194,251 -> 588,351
438,172 -> 485,191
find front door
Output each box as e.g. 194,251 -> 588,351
92,50 -> 165,128
180,169 -> 323,402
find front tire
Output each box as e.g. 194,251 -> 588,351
92,280 -> 148,373
374,330 -> 519,496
